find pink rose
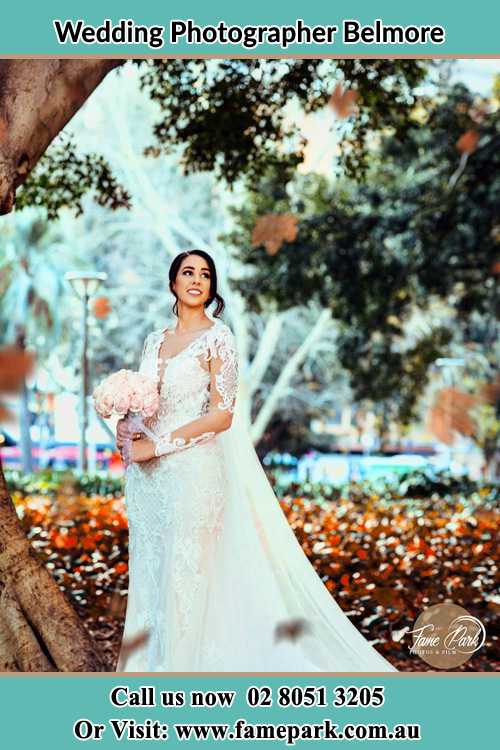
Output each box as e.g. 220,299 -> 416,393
129,394 -> 143,412
102,393 -> 115,412
114,393 -> 130,415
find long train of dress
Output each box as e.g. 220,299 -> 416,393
116,318 -> 397,672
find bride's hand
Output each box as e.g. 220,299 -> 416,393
116,417 -> 143,451
130,437 -> 157,462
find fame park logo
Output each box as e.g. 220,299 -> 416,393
408,602 -> 486,669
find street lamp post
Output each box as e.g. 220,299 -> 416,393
64,271 -> 107,474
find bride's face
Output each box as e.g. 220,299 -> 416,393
173,254 -> 212,309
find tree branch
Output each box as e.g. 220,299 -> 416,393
248,312 -> 285,396
251,308 -> 332,443
0,59 -> 124,214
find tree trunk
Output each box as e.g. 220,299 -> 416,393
0,456 -> 106,671
0,59 -> 124,214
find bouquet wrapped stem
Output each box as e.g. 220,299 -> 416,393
121,412 -> 160,468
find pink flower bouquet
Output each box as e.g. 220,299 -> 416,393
92,369 -> 159,468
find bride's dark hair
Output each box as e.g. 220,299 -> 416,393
169,250 -> 225,318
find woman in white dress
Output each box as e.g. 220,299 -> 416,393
115,250 -> 397,672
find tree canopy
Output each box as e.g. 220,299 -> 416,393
10,59 -> 430,217
226,81 -> 499,424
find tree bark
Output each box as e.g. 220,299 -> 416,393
0,456 -> 106,671
0,59 -> 124,214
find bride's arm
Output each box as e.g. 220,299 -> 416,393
131,326 -> 238,462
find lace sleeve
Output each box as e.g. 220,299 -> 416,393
209,324 -> 238,414
152,324 -> 238,457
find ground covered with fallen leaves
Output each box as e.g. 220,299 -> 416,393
6,468 -> 499,672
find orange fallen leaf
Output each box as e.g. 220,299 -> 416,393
92,296 -> 112,319
274,617 -> 311,643
0,403 -> 14,422
0,346 -> 35,392
456,130 -> 479,155
427,387 -> 479,443
118,630 -> 150,663
328,82 -> 358,119
251,213 -> 298,256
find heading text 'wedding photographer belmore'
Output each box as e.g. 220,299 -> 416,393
52,17 -> 447,51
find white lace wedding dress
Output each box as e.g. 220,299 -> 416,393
116,317 -> 397,672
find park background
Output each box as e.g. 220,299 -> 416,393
0,58 -> 498,672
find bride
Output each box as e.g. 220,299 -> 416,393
115,249 -> 397,672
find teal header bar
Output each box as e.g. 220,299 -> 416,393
0,674 -> 497,748
0,1 -> 499,55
